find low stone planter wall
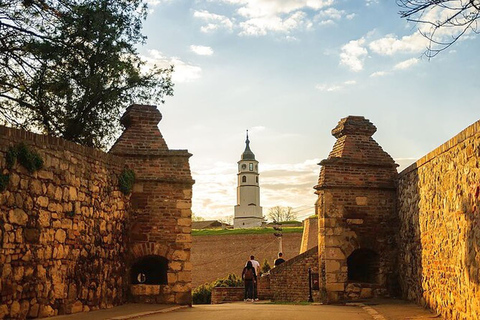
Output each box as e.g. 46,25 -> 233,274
211,287 -> 244,304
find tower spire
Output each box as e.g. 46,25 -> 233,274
241,129 -> 255,160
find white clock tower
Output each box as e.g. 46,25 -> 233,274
234,131 -> 263,228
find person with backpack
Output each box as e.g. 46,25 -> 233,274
242,260 -> 257,301
245,255 -> 260,300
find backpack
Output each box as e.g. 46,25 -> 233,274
244,268 -> 254,280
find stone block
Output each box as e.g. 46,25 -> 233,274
172,250 -> 189,261
168,273 -> 177,284
55,229 -> 66,243
0,305 -> 8,319
8,209 -> 28,226
355,197 -> 368,206
360,288 -> 373,298
29,303 -> 40,318
325,260 -> 341,272
38,210 -> 51,227
325,247 -> 345,260
24,228 -> 41,243
10,301 -> 20,318
39,305 -> 55,318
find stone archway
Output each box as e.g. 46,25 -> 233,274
131,255 -> 168,285
347,249 -> 379,284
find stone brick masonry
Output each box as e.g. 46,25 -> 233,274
269,246 -> 320,302
0,126 -> 129,319
0,104 -> 193,319
397,120 -> 480,320
314,116 -> 398,303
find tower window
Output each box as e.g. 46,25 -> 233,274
249,163 -> 253,171
242,164 -> 246,170
256,176 -> 258,183
242,176 -> 246,183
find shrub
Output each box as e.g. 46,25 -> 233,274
261,258 -> 271,275
192,283 -> 213,304
192,273 -> 243,304
0,174 -> 9,192
213,273 -> 243,288
6,143 -> 43,173
119,168 -> 135,195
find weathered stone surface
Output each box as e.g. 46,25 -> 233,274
9,301 -> 20,318
8,209 -> 28,226
55,229 -> 66,243
0,105 -> 192,319
398,120 -> 480,320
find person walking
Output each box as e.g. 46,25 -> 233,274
242,261 -> 257,301
274,252 -> 285,266
247,255 -> 260,300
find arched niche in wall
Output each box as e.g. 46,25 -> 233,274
131,255 -> 168,285
347,248 -> 379,283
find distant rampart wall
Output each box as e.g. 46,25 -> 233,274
397,120 -> 480,320
191,233 -> 302,288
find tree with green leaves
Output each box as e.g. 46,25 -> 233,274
0,0 -> 173,148
398,0 -> 480,57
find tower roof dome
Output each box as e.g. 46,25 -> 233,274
241,130 -> 256,160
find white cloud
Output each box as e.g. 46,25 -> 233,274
315,7 -> 344,20
239,11 -> 311,36
201,0 -> 335,36
316,80 -> 356,92
370,71 -> 389,77
141,50 -> 202,83
193,10 -> 234,33
365,0 -> 379,5
190,45 -> 214,56
340,38 -> 368,72
369,33 -> 428,56
346,13 -> 356,20
316,84 -> 342,92
394,58 -> 419,70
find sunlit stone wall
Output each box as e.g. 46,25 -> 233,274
398,120 -> 480,320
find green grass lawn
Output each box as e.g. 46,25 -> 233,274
192,226 -> 303,236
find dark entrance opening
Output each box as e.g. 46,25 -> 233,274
347,249 -> 379,283
131,255 -> 168,285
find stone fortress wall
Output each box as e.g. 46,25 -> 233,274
397,120 -> 480,320
0,125 -> 129,318
0,104 -> 193,319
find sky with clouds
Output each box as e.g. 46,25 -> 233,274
138,0 -> 480,221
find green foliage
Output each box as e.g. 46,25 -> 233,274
192,283 -> 213,305
279,220 -> 301,225
192,226 -> 303,236
6,143 -> 43,173
261,259 -> 271,275
0,174 -> 9,192
192,274 -> 243,305
6,146 -> 17,169
16,143 -> 43,173
119,169 -> 135,195
212,273 -> 243,288
0,0 -> 174,148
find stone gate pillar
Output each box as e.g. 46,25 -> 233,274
314,116 -> 398,303
110,104 -> 194,305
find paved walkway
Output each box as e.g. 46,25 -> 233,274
48,299 -> 441,320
